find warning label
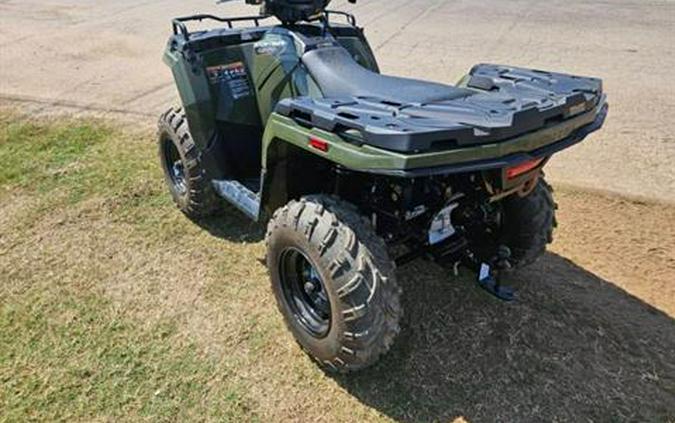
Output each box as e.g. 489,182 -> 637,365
206,62 -> 251,100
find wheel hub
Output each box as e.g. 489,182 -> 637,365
279,248 -> 331,338
163,138 -> 187,195
171,160 -> 187,194
303,281 -> 316,294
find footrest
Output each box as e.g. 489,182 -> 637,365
212,179 -> 261,221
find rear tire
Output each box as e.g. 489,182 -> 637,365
157,107 -> 220,218
501,178 -> 558,268
266,195 -> 402,373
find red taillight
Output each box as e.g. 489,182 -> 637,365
308,137 -> 329,152
506,158 -> 544,179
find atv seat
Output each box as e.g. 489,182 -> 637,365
302,46 -> 474,104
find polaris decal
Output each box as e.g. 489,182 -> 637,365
255,40 -> 287,55
254,34 -> 291,56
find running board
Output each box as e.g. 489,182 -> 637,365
212,179 -> 261,221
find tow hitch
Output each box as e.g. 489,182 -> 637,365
476,245 -> 516,302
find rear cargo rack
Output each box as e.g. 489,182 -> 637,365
275,64 -> 604,154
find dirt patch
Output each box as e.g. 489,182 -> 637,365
552,186 -> 675,317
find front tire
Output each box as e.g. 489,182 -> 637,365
157,106 -> 220,219
266,196 -> 402,373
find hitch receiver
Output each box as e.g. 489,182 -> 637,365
476,245 -> 515,302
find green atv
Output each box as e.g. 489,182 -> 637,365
157,0 -> 608,373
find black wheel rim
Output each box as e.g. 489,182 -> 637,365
162,137 -> 187,195
279,248 -> 331,338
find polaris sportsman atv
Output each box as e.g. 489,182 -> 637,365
158,0 -> 608,373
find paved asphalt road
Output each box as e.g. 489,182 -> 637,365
1,0 -> 674,202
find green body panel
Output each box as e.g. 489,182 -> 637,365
164,24 -> 379,152
164,36 -> 264,147
251,30 -> 378,123
250,29 -> 322,123
262,100 -> 605,173
163,47 -> 218,150
201,45 -> 262,127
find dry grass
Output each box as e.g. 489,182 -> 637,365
0,110 -> 673,422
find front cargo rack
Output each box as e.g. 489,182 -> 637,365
172,10 -> 357,41
172,14 -> 273,40
324,10 -> 357,26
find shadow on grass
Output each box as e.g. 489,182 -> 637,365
191,208 -> 265,243
335,253 -> 675,422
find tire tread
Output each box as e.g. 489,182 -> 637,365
157,107 -> 221,218
266,195 -> 402,373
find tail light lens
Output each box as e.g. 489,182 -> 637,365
506,158 -> 544,180
308,137 -> 329,152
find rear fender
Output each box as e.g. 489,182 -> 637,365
260,122 -> 339,217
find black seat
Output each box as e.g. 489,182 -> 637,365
302,46 -> 474,104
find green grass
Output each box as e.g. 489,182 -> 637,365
0,112 -> 368,422
0,113 -> 259,421
0,293 -> 253,421
0,120 -> 104,189
0,112 -> 173,228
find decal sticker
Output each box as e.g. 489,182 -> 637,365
254,34 -> 291,56
254,39 -> 287,56
206,62 -> 251,100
